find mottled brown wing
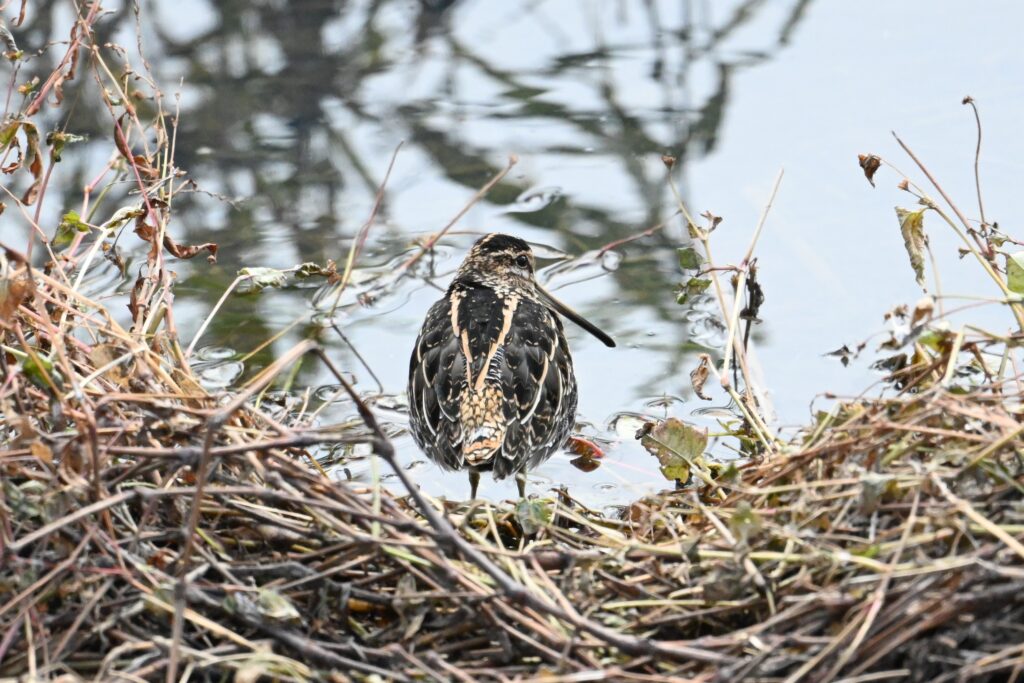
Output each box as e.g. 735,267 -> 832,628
408,296 -> 466,470
409,282 -> 511,470
492,298 -> 578,479
409,284 -> 577,478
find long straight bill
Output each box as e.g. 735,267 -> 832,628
537,284 -> 616,348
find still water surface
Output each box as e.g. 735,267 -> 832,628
10,1 -> 1024,506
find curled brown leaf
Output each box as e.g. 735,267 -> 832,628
690,354 -> 713,401
134,220 -> 218,263
858,153 -> 881,187
0,264 -> 32,326
895,206 -> 928,289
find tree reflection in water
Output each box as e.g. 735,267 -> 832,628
9,0 -> 812,503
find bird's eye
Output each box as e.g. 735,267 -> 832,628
515,255 -> 530,269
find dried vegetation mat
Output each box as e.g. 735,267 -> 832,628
2,7 -> 1024,683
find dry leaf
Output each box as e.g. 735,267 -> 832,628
690,354 -> 712,401
858,153 -> 881,187
30,441 -> 53,465
0,264 -> 31,325
638,418 -> 708,483
911,295 -> 935,327
895,206 -> 928,289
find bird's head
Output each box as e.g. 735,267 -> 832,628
456,233 -> 616,348
458,233 -> 537,289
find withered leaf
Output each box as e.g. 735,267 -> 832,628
1,138 -> 21,174
90,343 -> 132,387
30,441 -> 53,466
20,121 -> 42,205
102,205 -> 145,230
690,354 -> 712,401
895,206 -> 928,289
113,113 -> 133,162
858,153 -> 881,187
21,178 -> 41,205
134,220 -> 218,263
825,344 -> 854,367
238,267 -> 288,292
294,262 -> 333,279
0,21 -> 18,59
910,295 -> 935,327
0,266 -> 31,325
570,455 -> 601,473
103,243 -> 127,277
700,210 -> 723,232
165,236 -> 218,263
740,261 -> 764,322
128,272 -> 146,322
567,435 -> 603,472
46,130 -> 87,162
0,119 -> 45,203
566,435 -> 604,459
638,417 -> 708,483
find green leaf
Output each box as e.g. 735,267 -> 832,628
639,417 -> 708,482
677,247 -> 703,271
53,211 -> 90,248
676,277 -> 711,305
1005,252 -> 1024,295
515,498 -> 552,535
0,119 -> 19,147
22,353 -> 60,390
238,267 -> 288,292
895,207 -> 928,288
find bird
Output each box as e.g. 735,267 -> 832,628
407,233 -> 616,499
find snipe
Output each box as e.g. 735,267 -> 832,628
408,233 -> 615,499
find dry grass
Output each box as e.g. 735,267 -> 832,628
2,5 -> 1024,682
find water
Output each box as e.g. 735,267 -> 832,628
8,0 -> 1024,508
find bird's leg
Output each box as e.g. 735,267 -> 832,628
469,469 -> 480,500
515,471 -> 526,498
